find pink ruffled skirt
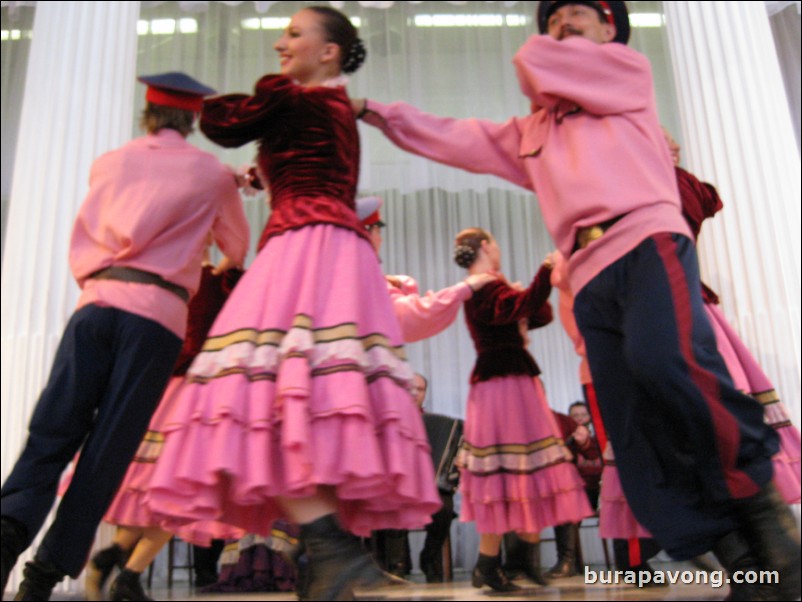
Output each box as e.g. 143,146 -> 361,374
598,442 -> 652,539
458,375 -> 593,534
104,377 -> 182,526
705,303 -> 801,504
145,225 -> 441,544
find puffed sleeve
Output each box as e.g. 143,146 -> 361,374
676,166 -> 724,241
389,278 -> 473,343
201,75 -> 298,148
527,298 -> 553,330
473,264 -> 553,326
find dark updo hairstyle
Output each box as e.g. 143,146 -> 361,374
306,6 -> 367,74
454,227 -> 491,269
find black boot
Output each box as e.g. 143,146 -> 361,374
735,483 -> 801,601
109,569 -> 153,602
713,529 -> 765,601
296,553 -> 312,602
193,539 -> 224,588
472,553 -> 521,592
2,517 -> 29,597
419,546 -> 444,583
380,529 -> 409,578
85,544 -> 126,601
501,532 -> 526,580
13,557 -> 64,601
521,541 -> 549,585
548,523 -> 578,578
299,514 -> 385,601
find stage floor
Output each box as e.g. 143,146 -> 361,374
12,562 -> 735,601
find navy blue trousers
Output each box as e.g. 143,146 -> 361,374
1,305 -> 181,577
574,233 -> 777,559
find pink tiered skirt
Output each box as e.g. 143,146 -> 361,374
458,375 -> 593,534
145,225 -> 441,544
705,303 -> 801,504
598,442 -> 652,539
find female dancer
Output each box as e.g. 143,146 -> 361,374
145,8 -> 440,601
453,227 -> 593,592
356,195 -> 497,343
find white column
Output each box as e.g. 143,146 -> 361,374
0,0 -> 140,593
664,1 -> 801,428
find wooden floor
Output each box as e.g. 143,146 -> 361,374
13,562 -> 732,601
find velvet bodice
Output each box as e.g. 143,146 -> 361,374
201,75 -> 367,249
464,264 -> 553,383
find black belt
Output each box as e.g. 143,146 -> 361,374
90,267 -> 190,303
572,215 -> 624,254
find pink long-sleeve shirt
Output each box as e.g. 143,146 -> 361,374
70,129 -> 250,338
363,35 -> 691,294
387,275 -> 473,343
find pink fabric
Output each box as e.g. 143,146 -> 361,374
103,377 -> 184,526
145,226 -> 441,544
70,129 -> 249,337
704,303 -> 801,504
388,275 -> 472,343
363,35 -> 690,295
458,375 -> 593,534
103,378 -> 245,540
550,252 -> 592,385
598,444 -> 653,539
774,428 -> 802,505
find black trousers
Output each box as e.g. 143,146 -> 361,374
575,234 -> 777,558
1,305 -> 181,577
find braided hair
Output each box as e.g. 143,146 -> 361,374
306,6 -> 367,74
454,228 -> 491,269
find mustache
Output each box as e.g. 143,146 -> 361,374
558,26 -> 583,40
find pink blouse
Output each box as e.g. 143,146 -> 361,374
388,275 -> 472,343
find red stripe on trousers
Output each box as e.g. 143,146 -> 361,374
653,234 -> 758,499
583,382 -> 608,453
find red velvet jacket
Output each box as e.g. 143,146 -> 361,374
464,264 -> 553,383
200,75 -> 368,251
676,166 -> 724,305
173,264 -> 243,376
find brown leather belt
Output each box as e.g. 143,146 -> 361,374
90,266 -> 190,303
573,215 -> 624,254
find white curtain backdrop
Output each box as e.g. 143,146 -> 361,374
769,2 -> 801,149
127,0 -> 681,417
1,0 -> 800,577
0,3 -> 33,263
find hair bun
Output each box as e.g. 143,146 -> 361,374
454,244 -> 477,269
343,37 -> 367,74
